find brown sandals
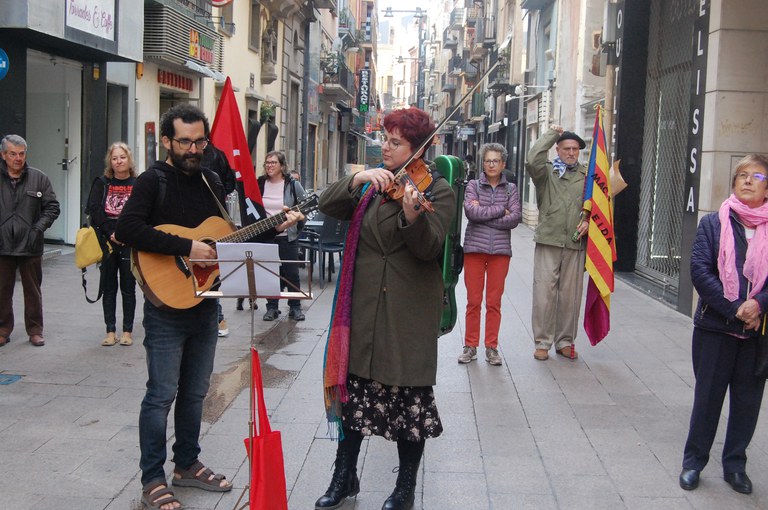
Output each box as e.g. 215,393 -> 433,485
172,460 -> 232,492
142,481 -> 184,510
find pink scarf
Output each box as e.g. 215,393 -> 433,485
717,194 -> 768,300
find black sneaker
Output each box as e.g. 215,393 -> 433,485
289,307 -> 305,321
263,308 -> 281,321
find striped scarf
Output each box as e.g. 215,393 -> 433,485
322,184 -> 375,439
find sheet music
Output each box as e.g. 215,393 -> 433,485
216,243 -> 281,298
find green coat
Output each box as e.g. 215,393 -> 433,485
525,129 -> 587,250
319,173 -> 455,387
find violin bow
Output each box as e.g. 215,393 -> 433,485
395,44 -> 511,174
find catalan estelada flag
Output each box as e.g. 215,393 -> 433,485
583,105 -> 616,346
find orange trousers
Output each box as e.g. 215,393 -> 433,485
463,253 -> 510,349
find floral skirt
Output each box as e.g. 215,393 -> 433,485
341,373 -> 443,442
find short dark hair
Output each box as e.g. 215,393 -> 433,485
160,103 -> 210,140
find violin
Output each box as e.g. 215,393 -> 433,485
385,158 -> 435,213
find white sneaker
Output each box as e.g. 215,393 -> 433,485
218,319 -> 229,337
458,346 -> 477,364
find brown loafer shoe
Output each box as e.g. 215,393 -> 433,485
29,334 -> 45,347
534,348 -> 549,360
0,336 -> 7,347
556,346 -> 578,359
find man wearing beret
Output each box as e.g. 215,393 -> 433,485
525,125 -> 588,361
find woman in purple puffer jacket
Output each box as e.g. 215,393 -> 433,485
457,143 -> 522,366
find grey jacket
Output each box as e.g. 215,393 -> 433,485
0,160 -> 60,256
257,175 -> 306,241
525,128 -> 586,249
463,172 -> 521,256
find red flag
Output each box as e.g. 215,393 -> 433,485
583,105 -> 616,346
210,77 -> 264,224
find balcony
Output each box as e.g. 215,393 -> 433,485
470,92 -> 486,121
449,8 -> 465,30
441,72 -> 457,92
449,55 -> 463,77
480,17 -> 496,47
259,0 -> 305,18
338,8 -> 358,47
319,54 -> 354,102
488,58 -> 512,94
443,27 -> 458,49
466,6 -> 482,26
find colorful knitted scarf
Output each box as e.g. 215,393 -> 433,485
323,184 -> 375,439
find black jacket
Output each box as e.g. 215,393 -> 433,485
86,175 -> 136,241
0,160 -> 60,256
692,211 -> 768,337
115,161 -> 227,257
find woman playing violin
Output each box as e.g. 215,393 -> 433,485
316,108 -> 455,510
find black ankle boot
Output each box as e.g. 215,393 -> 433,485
381,462 -> 419,510
315,446 -> 360,509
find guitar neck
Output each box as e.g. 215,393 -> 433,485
218,206 -> 298,244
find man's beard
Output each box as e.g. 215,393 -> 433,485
168,150 -> 202,175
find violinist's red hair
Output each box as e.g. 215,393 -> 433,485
382,108 -> 435,153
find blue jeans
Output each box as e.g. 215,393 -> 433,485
139,299 -> 218,486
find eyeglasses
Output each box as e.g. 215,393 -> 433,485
264,161 -> 280,167
383,139 -> 405,150
484,159 -> 502,166
735,172 -> 767,182
172,138 -> 208,151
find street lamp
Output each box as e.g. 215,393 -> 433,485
382,6 -> 424,18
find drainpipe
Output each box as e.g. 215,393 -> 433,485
300,2 -> 316,187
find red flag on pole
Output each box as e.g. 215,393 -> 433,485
583,105 -> 616,345
210,77 -> 264,224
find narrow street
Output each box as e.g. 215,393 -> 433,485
1,226 -> 767,509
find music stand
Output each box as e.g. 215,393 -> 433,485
191,246 -> 312,510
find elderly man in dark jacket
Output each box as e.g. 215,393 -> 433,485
0,134 -> 61,347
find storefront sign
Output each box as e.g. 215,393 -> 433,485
157,69 -> 194,92
358,70 -> 370,113
66,0 -> 115,41
0,49 -> 8,81
190,29 -> 215,65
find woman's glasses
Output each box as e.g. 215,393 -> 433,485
483,159 -> 502,166
735,172 -> 767,182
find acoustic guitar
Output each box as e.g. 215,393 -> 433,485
132,194 -> 319,310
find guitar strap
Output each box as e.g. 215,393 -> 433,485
201,172 -> 237,230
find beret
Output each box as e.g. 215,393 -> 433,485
557,131 -> 586,150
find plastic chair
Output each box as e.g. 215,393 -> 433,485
298,215 -> 348,288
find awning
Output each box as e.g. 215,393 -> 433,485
184,60 -> 225,82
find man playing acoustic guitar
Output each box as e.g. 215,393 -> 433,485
116,104 -> 303,510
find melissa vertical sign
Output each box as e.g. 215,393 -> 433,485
679,0 -> 710,314
66,0 -> 116,41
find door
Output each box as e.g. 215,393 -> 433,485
26,51 -> 82,243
